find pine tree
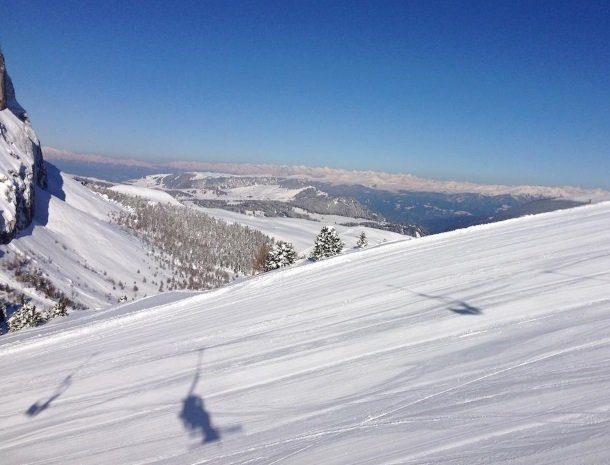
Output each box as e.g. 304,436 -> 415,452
8,302 -> 44,332
356,231 -> 368,248
264,241 -> 298,271
46,301 -> 68,320
311,226 -> 344,260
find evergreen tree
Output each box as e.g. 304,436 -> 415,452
356,231 -> 368,248
264,241 -> 298,271
311,226 -> 344,260
46,301 -> 68,320
8,303 -> 44,332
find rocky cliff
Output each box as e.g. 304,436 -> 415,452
0,53 -> 5,110
0,51 -> 47,243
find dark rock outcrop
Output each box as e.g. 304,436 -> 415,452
0,52 -> 5,110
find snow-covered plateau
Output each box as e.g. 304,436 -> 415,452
1,201 -> 609,464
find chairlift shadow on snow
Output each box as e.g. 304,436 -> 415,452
25,373 -> 73,417
25,352 -> 97,418
391,285 -> 483,316
179,349 -> 241,445
448,302 -> 482,315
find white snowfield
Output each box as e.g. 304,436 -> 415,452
109,184 -> 183,206
193,205 -> 407,254
1,202 -> 610,465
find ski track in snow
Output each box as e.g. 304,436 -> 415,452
1,202 -> 610,464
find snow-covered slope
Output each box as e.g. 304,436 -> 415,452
0,165 -> 175,309
109,184 -> 182,205
100,178 -> 408,254
1,202 -> 609,464
2,164 -> 395,311
194,206 -> 407,254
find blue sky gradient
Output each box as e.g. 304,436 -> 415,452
2,0 -> 609,188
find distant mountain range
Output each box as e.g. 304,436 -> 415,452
43,146 -> 610,200
43,147 -> 607,234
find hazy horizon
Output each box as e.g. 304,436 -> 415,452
2,0 -> 609,189
43,146 -> 610,201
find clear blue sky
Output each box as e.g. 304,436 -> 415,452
2,0 -> 609,188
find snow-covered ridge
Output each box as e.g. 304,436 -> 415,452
1,201 -> 609,464
0,52 -> 47,243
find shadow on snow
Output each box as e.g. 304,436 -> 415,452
179,349 -> 241,445
390,285 -> 483,316
15,161 -> 65,240
25,352 -> 97,417
416,289 -> 483,315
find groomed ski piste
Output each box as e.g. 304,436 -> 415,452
1,201 -> 609,465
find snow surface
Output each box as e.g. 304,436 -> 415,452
192,205 -> 407,254
124,173 -> 407,254
109,184 -> 183,205
1,202 -> 610,464
1,166 -> 396,311
215,184 -> 305,202
0,167 -> 176,309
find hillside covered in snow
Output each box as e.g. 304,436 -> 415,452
0,165 -> 178,310
1,163 -> 406,319
1,201 -> 609,464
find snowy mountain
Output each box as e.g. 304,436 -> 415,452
1,201 -> 608,464
0,52 -> 47,243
